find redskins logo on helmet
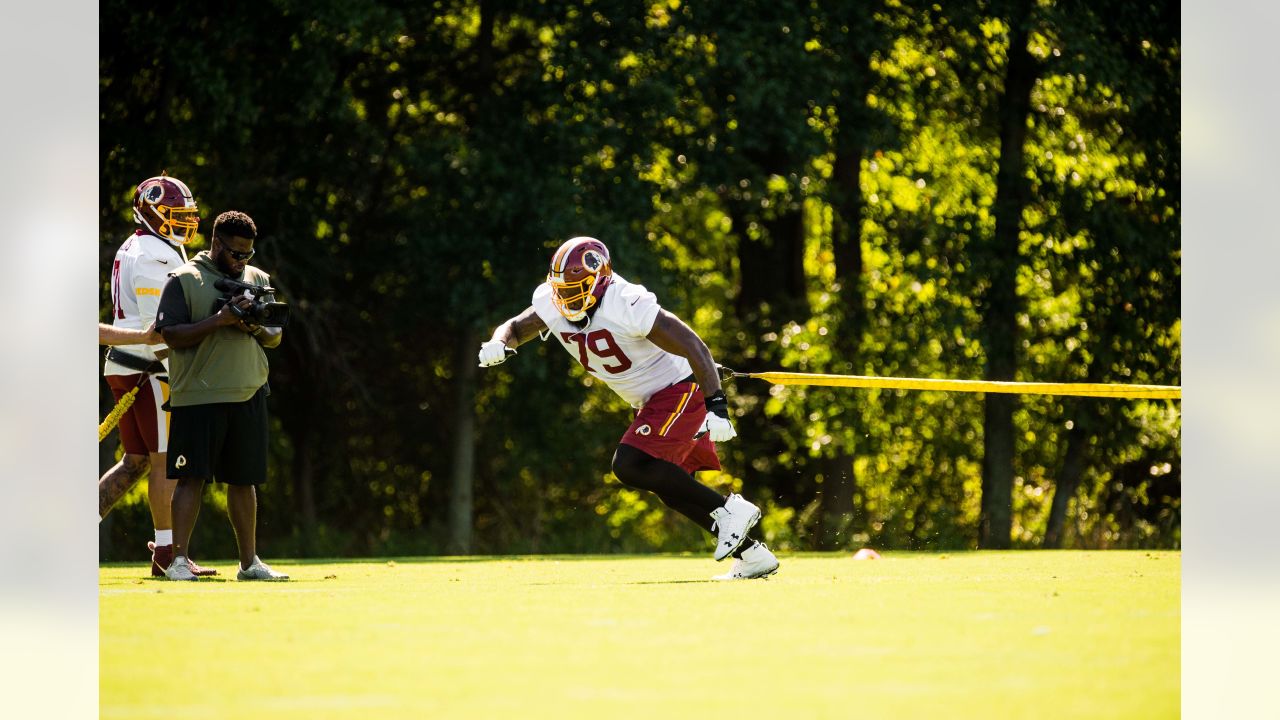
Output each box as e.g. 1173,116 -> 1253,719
133,175 -> 199,245
547,237 -> 614,321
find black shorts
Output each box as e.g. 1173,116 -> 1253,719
167,386 -> 269,485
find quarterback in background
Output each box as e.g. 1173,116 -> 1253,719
479,237 -> 779,580
100,175 -> 214,577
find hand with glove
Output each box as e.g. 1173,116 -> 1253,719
697,389 -> 737,442
477,339 -> 513,367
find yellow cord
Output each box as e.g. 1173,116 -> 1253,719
98,386 -> 140,442
740,371 -> 1180,400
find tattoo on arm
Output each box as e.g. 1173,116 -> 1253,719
507,306 -> 548,347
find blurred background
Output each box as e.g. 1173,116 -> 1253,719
98,0 -> 1179,560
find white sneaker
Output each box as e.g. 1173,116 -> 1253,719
164,556 -> 198,581
709,493 -> 761,561
713,542 -> 780,580
236,556 -> 290,581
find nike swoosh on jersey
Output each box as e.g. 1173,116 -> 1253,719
631,298 -> 640,305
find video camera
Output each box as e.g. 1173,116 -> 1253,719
213,277 -> 291,328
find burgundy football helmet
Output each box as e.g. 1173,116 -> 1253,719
547,237 -> 613,321
133,175 -> 199,244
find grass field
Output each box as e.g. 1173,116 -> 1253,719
100,551 -> 1179,719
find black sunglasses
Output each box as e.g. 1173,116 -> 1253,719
224,247 -> 255,261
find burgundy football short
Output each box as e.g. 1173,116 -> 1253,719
619,379 -> 721,474
105,373 -> 169,455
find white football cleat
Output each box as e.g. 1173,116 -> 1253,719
236,556 -> 290,581
709,493 -> 761,561
714,542 -> 780,580
164,556 -> 198,581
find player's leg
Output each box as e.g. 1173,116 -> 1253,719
101,374 -> 152,520
677,437 -> 778,580
128,375 -> 195,575
146,454 -> 175,530
144,454 -> 178,575
144,377 -> 176,534
98,453 -> 149,520
617,381 -> 763,561
612,443 -> 726,527
611,443 -> 763,562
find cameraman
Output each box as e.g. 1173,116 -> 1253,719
153,211 -> 288,581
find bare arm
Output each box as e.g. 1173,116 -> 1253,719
98,322 -> 164,347
161,296 -> 255,349
645,309 -> 722,396
489,305 -> 548,349
249,325 -> 283,349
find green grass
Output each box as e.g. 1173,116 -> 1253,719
100,551 -> 1179,719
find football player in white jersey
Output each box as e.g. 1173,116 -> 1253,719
100,175 -> 214,577
479,237 -> 779,579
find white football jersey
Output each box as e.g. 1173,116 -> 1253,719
532,274 -> 692,407
103,231 -> 183,376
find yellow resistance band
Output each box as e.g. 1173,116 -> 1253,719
737,371 -> 1180,400
98,386 -> 140,442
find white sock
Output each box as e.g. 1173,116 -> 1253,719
155,529 -> 173,546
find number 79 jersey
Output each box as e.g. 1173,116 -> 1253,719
532,274 -> 692,407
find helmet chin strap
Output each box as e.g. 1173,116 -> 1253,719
565,307 -> 593,339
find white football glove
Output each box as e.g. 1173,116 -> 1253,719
698,412 -> 737,442
478,339 -> 512,367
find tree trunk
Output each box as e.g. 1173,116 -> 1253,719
1044,402 -> 1094,548
979,1 -> 1037,549
818,454 -> 856,549
735,204 -> 809,324
1043,426 -> 1085,549
818,101 -> 869,550
729,194 -> 810,512
447,325 -> 479,554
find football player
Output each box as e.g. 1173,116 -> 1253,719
100,175 -> 214,577
478,237 -> 779,580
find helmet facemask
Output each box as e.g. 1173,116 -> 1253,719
549,275 -> 601,321
153,205 -> 200,244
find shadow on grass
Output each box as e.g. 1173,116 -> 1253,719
102,553 -> 706,568
622,579 -> 717,585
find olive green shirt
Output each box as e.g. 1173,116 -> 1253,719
155,251 -> 276,407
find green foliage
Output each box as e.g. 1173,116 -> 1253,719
100,0 -> 1179,558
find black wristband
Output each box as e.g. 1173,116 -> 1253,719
704,390 -> 728,417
